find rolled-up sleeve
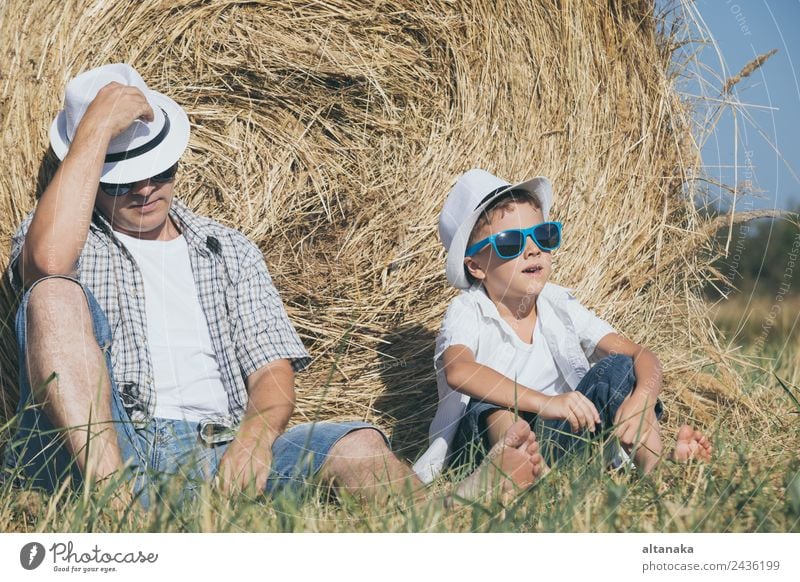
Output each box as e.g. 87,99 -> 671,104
233,249 -> 311,377
565,291 -> 616,359
6,210 -> 85,295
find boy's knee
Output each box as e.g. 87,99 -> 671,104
605,353 -> 633,371
601,354 -> 635,394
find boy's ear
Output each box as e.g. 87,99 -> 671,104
464,257 -> 486,280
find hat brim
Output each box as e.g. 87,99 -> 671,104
49,90 -> 190,184
445,176 -> 553,289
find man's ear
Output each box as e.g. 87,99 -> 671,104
464,257 -> 486,281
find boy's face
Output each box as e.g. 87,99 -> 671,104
464,201 -> 552,300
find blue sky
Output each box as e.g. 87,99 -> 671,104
663,0 -> 800,213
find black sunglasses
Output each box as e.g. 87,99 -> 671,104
99,163 -> 179,197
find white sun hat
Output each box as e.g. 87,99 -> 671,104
49,63 -> 190,184
439,169 -> 553,289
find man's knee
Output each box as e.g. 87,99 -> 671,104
20,275 -> 104,366
25,276 -> 89,321
329,427 -> 390,460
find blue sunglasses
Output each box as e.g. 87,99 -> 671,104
465,221 -> 562,259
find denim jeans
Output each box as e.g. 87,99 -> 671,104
1,275 -> 384,509
450,354 -> 664,468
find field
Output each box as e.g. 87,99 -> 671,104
2,294 -> 798,533
0,0 -> 797,533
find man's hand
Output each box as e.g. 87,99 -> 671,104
216,421 -> 277,496
613,394 -> 658,449
216,359 -> 295,497
78,82 -> 155,141
538,392 -> 601,433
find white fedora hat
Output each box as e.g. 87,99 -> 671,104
439,169 -> 553,289
49,63 -> 190,184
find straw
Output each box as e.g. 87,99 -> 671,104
0,0 -> 767,461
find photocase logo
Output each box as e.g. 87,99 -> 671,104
20,542 -> 46,570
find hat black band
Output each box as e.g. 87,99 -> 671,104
475,185 -> 512,210
102,108 -> 171,164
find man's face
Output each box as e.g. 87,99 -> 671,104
93,171 -> 178,240
464,201 -> 553,301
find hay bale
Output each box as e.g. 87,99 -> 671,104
0,0 -> 742,460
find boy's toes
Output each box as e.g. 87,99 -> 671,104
504,419 -> 531,448
694,432 -> 712,459
676,424 -> 693,443
525,436 -> 540,457
672,425 -> 712,463
530,451 -> 544,478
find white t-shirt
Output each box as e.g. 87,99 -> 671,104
115,230 -> 229,422
517,312 -> 570,396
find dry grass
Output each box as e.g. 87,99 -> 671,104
711,293 -> 800,388
0,0 -> 774,468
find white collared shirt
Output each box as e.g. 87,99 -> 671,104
412,281 -> 616,483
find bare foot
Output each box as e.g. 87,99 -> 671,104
454,419 -> 543,502
671,425 -> 712,462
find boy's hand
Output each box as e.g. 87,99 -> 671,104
614,395 -> 658,448
538,392 -> 601,433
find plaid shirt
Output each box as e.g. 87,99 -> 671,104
7,198 -> 311,427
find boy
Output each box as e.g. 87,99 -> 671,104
413,169 -> 711,483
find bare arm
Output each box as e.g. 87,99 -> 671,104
18,84 -> 154,289
442,344 -> 601,431
594,333 -> 663,404
217,358 -> 296,494
238,357 -> 295,444
442,344 -> 548,413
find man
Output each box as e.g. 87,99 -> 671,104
3,64 -> 541,510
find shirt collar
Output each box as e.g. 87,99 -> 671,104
466,283 -> 501,322
465,281 -> 573,330
465,283 -> 543,346
466,281 -> 549,322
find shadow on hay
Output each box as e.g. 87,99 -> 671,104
373,323 -> 438,464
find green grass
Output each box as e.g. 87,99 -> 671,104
1,296 -> 799,532
2,416 -> 797,533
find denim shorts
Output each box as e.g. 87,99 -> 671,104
1,275 -> 386,509
449,354 -> 664,469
